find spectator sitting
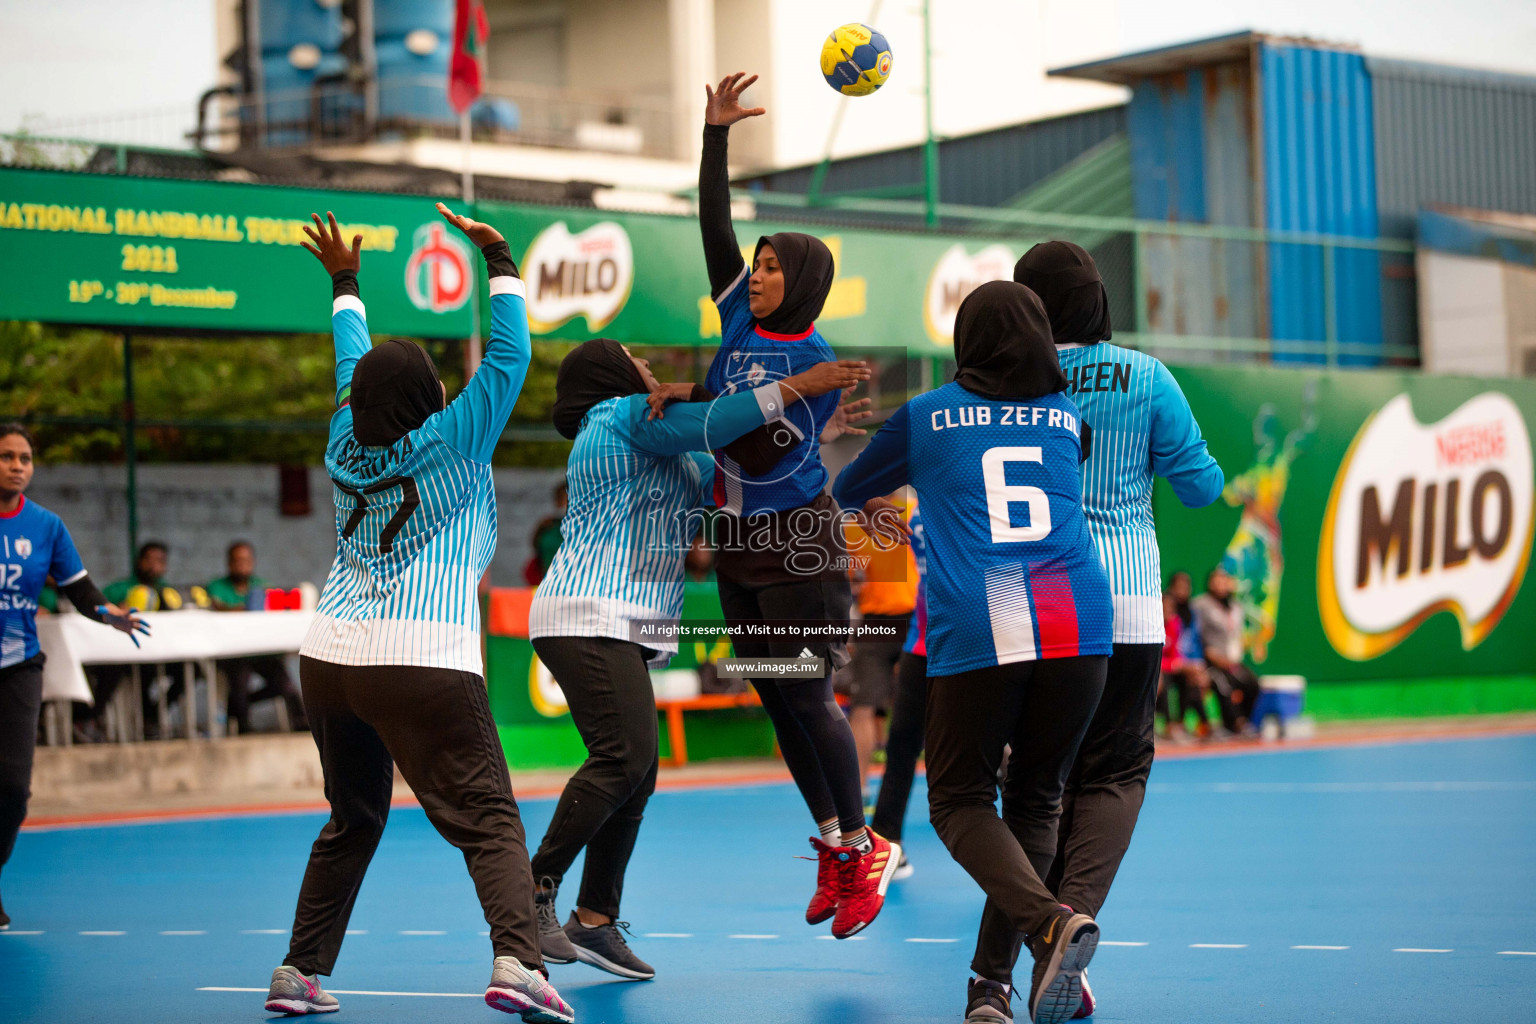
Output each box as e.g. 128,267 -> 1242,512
88,541 -> 193,738
1159,572 -> 1212,741
523,480 -> 568,585
209,541 -> 307,735
1192,567 -> 1260,735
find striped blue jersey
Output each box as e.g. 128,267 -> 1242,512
1056,343 -> 1223,643
704,267 -> 841,514
531,384 -> 784,664
301,276 -> 531,673
835,382 -> 1112,676
1,496 -> 88,668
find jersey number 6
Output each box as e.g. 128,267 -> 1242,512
981,446 -> 1052,543
333,475 -> 421,554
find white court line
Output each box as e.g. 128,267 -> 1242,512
160,930 -> 207,936
399,930 -> 446,936
1190,943 -> 1247,949
1292,945 -> 1350,950
643,933 -> 693,938
345,929 -> 368,935
199,987 -> 478,998
80,931 -> 126,936
1499,951 -> 1536,956
241,929 -> 286,935
1,930 -> 44,935
906,938 -> 959,944
1394,948 -> 1453,953
817,934 -> 866,941
729,934 -> 779,939
1100,941 -> 1149,947
1146,781 -> 1536,794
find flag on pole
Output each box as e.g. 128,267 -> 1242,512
449,0 -> 489,114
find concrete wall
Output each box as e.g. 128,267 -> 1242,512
26,464 -> 568,590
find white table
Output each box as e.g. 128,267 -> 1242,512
37,609 -> 314,743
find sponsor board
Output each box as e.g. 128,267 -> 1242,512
923,243 -> 1015,345
521,221 -> 634,333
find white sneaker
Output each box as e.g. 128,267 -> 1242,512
892,853 -> 915,881
485,956 -> 575,1023
264,966 -> 339,1015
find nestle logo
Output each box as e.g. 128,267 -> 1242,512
1436,422 -> 1505,467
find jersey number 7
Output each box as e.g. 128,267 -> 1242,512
333,475 -> 421,554
982,446 -> 1052,543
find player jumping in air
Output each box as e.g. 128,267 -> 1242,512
266,207 -> 573,1023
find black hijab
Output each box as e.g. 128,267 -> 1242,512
551,338 -> 649,440
753,232 -> 835,336
952,281 -> 1068,401
350,339 -> 444,447
1012,240 -> 1112,346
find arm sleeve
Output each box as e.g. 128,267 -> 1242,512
59,574 -> 109,623
832,404 -> 912,511
700,124 -> 747,298
618,384 -> 783,458
1148,361 -> 1225,508
437,241 -> 533,463
330,270 -> 371,405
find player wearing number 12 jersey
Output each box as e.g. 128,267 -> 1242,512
271,209 -> 574,1024
834,282 -> 1108,1024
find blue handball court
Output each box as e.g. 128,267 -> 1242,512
6,730 -> 1535,1023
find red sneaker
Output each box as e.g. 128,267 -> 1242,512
1072,969 -> 1095,1018
805,837 -> 840,925
830,831 -> 901,938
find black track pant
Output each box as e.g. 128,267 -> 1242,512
871,651 -> 928,842
285,657 -> 540,976
0,655 -> 43,881
925,655 -> 1107,983
529,636 -> 658,919
973,643 -> 1162,983
718,575 -> 865,834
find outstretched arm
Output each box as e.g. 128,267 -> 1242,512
301,212 -> 370,406
434,204 -> 532,463
1149,361 -> 1224,508
700,73 -> 764,297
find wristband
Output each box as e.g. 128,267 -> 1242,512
331,269 -> 359,300
481,240 -> 519,279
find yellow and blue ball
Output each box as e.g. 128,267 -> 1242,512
820,23 -> 893,97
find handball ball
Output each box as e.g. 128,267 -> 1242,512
820,23 -> 893,96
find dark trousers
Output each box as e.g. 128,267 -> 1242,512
1208,662 -> 1260,731
0,655 -> 44,879
974,643 -> 1162,983
221,655 -> 307,733
529,636 -> 659,919
718,574 -> 865,833
285,656 -> 540,976
923,655 -> 1107,983
871,651 -> 927,842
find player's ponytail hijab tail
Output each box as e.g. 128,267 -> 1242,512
1012,240 -> 1112,346
753,232 -> 834,334
349,339 -> 445,446
952,281 -> 1068,401
551,338 -> 650,439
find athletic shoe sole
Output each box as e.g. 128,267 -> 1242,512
834,839 -> 903,939
263,998 -> 339,1015
538,939 -> 579,965
1031,916 -> 1099,1024
570,941 -> 655,980
892,858 -> 914,881
485,987 -> 576,1024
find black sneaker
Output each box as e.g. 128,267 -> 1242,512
563,913 -> 654,981
1027,908 -> 1098,1024
535,882 -> 577,965
965,977 -> 1013,1023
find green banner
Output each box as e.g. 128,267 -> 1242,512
1154,365 -> 1535,682
0,167 -> 475,338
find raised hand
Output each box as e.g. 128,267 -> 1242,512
819,390 -> 874,443
705,72 -> 766,127
782,361 -> 872,401
647,382 -> 699,420
436,202 -> 505,248
856,496 -> 912,548
300,212 -> 362,275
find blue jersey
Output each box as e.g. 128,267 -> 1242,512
834,382 -> 1112,676
531,385 -> 782,663
1,496 -> 87,668
704,267 -> 841,514
301,275 -> 531,674
1057,343 -> 1223,643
